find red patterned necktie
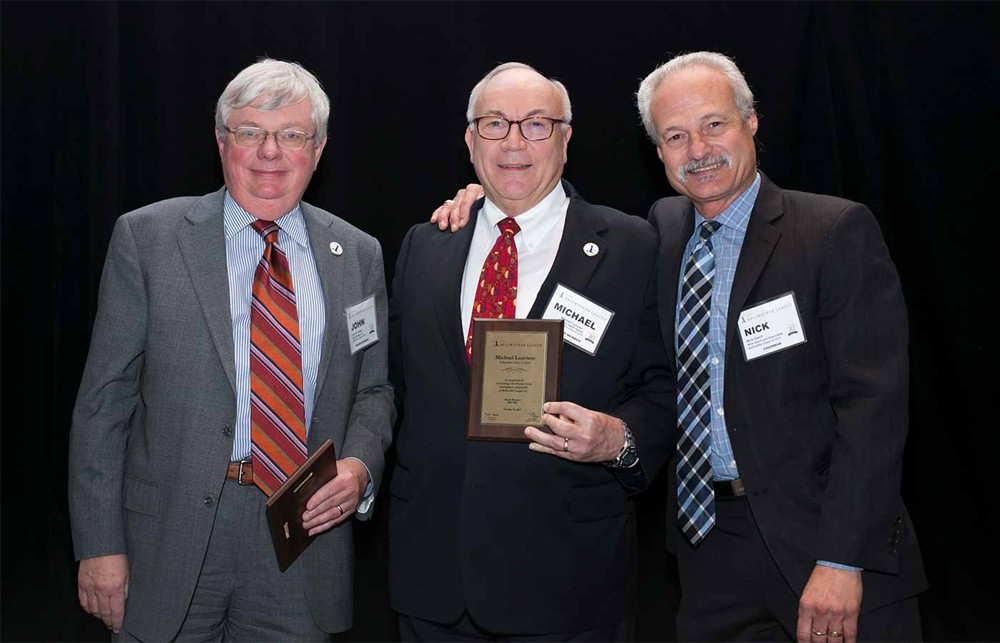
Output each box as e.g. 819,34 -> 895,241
466,217 -> 520,361
249,219 -> 308,496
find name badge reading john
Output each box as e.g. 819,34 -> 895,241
345,296 -> 379,354
542,284 -> 614,356
737,292 -> 806,361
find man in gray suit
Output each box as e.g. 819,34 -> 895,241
68,59 -> 394,641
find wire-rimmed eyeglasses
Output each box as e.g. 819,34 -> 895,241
224,126 -> 316,150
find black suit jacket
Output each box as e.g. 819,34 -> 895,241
388,181 -> 674,633
649,174 -> 927,612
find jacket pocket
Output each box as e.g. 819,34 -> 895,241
389,465 -> 413,501
123,474 -> 161,516
569,480 -> 629,522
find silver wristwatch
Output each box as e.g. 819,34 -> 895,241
606,419 -> 639,469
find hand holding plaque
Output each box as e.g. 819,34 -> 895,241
467,319 -> 563,441
265,439 -> 338,572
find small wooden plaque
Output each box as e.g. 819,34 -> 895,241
264,439 -> 338,572
467,319 -> 563,442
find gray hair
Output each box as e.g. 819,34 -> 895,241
636,51 -> 755,141
466,62 -> 572,128
215,58 -> 330,146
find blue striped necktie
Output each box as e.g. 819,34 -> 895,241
676,220 -> 721,545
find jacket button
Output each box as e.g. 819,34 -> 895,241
204,496 -> 215,507
222,425 -> 233,437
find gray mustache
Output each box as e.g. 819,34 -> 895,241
679,155 -> 731,181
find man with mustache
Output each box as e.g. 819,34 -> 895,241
432,51 -> 926,642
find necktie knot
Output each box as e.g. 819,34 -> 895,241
498,217 -> 520,238
699,220 -> 721,241
252,219 -> 280,245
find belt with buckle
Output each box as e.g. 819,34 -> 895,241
226,460 -> 254,486
713,478 -> 745,498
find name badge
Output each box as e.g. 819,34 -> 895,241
542,284 -> 614,356
345,296 -> 379,354
737,292 -> 806,361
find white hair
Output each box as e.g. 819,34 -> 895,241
215,58 -> 330,146
465,62 -> 572,128
636,51 -> 755,141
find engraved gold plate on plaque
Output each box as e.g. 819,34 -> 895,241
467,319 -> 563,441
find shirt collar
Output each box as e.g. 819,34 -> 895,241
481,182 -> 569,253
223,190 -> 309,249
694,172 -> 761,234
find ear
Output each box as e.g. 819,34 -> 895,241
312,135 -> 328,169
560,125 -> 572,164
746,111 -> 759,137
215,127 -> 225,158
656,145 -> 664,163
464,126 -> 475,162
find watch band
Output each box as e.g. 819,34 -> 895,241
606,419 -> 639,469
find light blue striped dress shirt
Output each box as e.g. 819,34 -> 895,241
675,173 -> 760,482
223,192 -> 326,462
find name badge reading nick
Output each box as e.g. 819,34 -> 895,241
542,284 -> 614,356
737,292 -> 806,361
345,296 -> 379,354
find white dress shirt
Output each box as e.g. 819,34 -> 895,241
460,185 -> 569,338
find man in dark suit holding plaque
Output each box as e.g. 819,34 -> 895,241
388,62 -> 674,640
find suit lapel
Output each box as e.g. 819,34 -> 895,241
177,188 -> 238,394
726,175 -> 783,365
655,199 -> 695,358
527,182 -> 608,318
302,203 -> 344,411
435,207 -> 479,388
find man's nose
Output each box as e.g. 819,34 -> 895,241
688,132 -> 711,159
501,122 -> 528,150
257,132 -> 282,159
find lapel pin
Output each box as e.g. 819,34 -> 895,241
583,242 -> 600,257
329,242 -> 343,256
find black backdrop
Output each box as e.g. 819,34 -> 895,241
2,2 -> 996,641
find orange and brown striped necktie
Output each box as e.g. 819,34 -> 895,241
249,220 -> 307,496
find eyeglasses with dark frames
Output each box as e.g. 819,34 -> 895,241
470,115 -> 568,141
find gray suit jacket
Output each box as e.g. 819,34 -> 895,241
68,188 -> 394,639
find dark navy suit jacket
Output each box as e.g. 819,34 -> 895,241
388,180 -> 675,633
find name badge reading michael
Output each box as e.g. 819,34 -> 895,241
542,284 -> 614,356
345,296 -> 379,354
737,292 -> 806,361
